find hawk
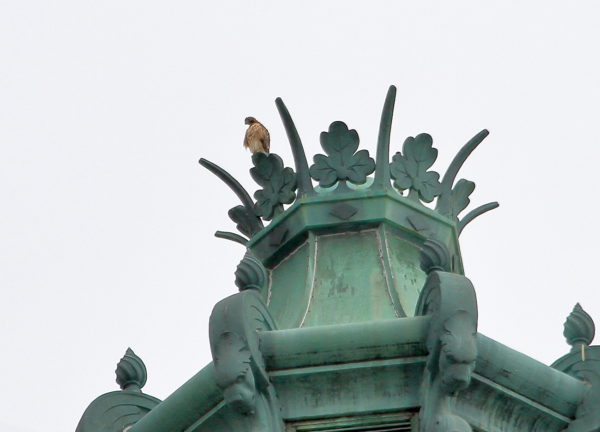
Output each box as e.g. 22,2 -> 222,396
243,117 -> 270,154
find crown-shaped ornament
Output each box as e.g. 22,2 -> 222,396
200,86 -> 498,327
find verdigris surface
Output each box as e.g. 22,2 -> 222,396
552,304 -> 600,432
199,86 -> 497,330
208,258 -> 283,432
77,86 -> 600,432
76,349 -> 160,432
417,244 -> 478,432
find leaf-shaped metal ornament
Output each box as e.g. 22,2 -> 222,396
251,152 -> 297,220
309,121 -> 375,189
439,179 -> 475,219
390,133 -> 441,202
199,158 -> 264,244
228,205 -> 263,238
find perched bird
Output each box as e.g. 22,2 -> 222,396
243,117 -> 270,154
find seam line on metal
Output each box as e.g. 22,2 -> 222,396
471,373 -> 572,424
299,232 -> 318,328
269,356 -> 427,377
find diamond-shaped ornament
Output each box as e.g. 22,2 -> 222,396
330,203 -> 358,220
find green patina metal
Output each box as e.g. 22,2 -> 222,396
76,349 -> 161,432
77,86 -> 600,432
196,86 -> 497,330
551,304 -> 600,432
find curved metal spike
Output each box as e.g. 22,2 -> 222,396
214,230 -> 248,246
441,129 -> 490,190
373,85 -> 397,189
458,201 -> 499,234
275,97 -> 314,198
199,158 -> 263,228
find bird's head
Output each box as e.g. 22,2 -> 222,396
244,116 -> 257,125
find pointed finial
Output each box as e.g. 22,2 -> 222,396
564,303 -> 595,351
115,348 -> 147,392
420,239 -> 452,274
235,251 -> 268,291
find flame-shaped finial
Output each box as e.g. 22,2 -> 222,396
564,303 -> 595,350
420,239 -> 452,274
235,251 -> 268,291
115,348 -> 147,392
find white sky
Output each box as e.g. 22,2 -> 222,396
1,2 -> 600,431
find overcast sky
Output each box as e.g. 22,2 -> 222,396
2,2 -> 600,431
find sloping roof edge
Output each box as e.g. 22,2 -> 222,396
128,317 -> 586,432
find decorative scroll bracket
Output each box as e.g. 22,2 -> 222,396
209,289 -> 284,432
415,271 -> 478,432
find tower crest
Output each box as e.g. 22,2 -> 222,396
200,86 -> 498,326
